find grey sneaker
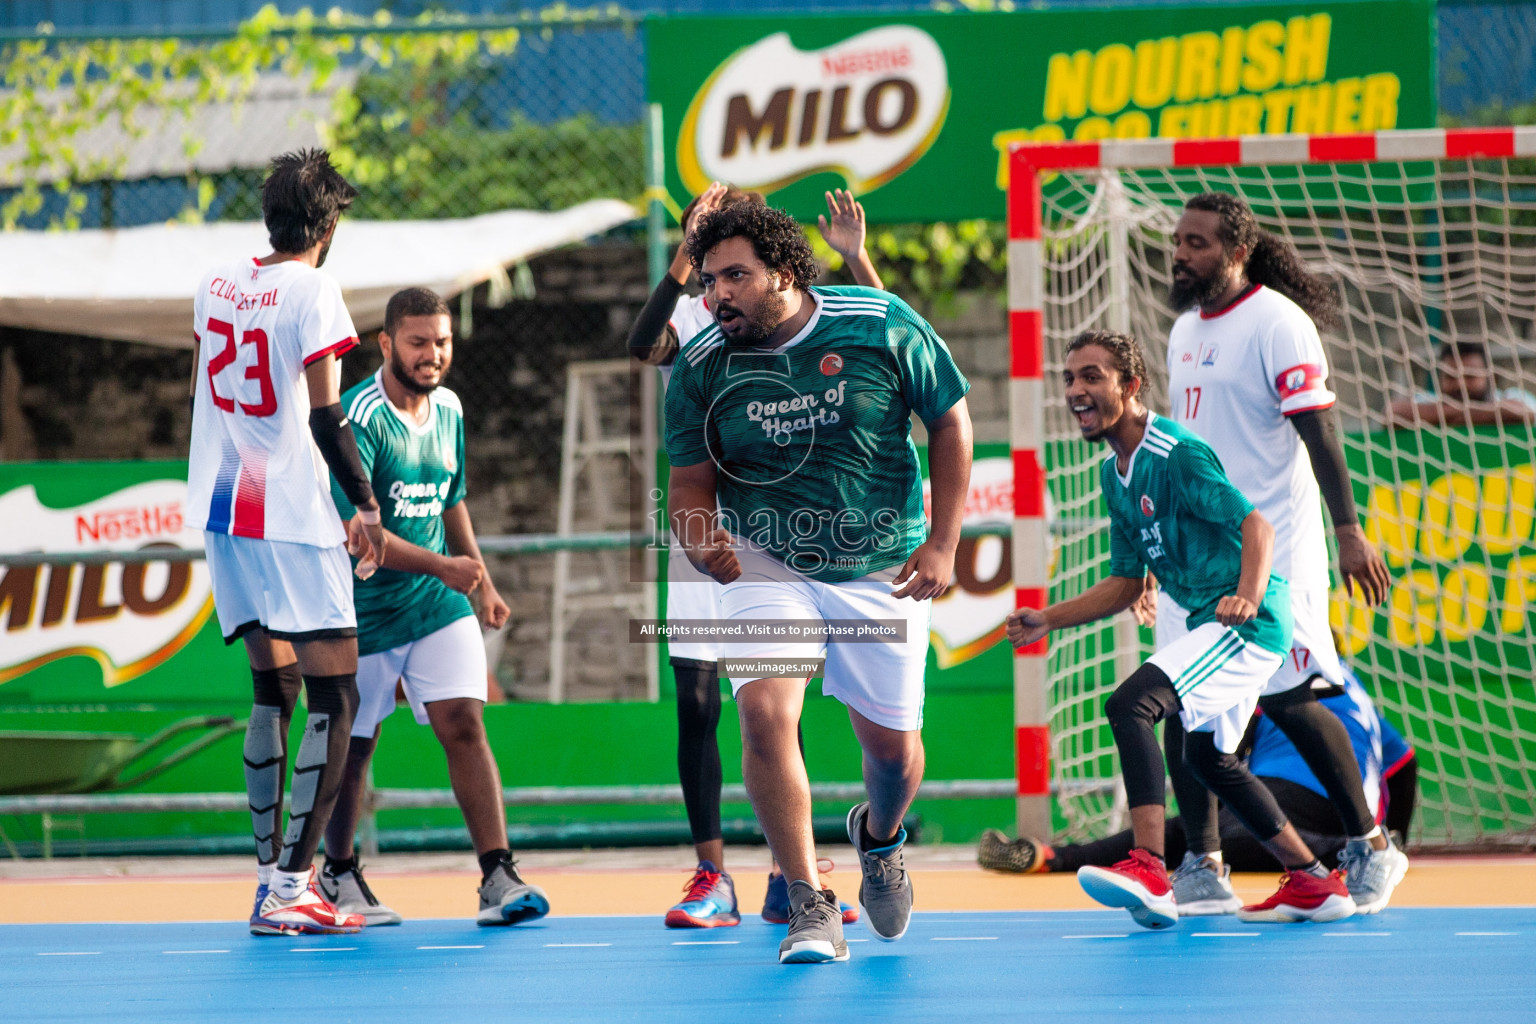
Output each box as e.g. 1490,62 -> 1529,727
318,862 -> 403,926
1169,852 -> 1241,916
777,880 -> 849,964
1338,833 -> 1409,914
476,860 -> 551,926
847,802 -> 913,941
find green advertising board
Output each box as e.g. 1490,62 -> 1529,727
647,0 -> 1436,223
0,461 -> 248,706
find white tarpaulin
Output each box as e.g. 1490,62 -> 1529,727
0,199 -> 639,347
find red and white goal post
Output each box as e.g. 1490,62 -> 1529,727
1007,126 -> 1536,848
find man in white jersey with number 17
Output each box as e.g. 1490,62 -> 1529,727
1159,192 -> 1406,917
187,149 -> 385,936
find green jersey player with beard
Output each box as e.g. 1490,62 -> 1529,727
322,288 -> 549,929
665,201 -> 973,965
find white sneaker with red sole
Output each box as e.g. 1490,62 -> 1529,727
1077,848 -> 1178,930
251,871 -> 366,935
1237,870 -> 1356,923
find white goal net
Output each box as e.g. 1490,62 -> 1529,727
1036,146 -> 1536,850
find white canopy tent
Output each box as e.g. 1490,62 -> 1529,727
0,199 -> 640,347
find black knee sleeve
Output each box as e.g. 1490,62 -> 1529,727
251,662 -> 302,710
1182,730 -> 1288,842
275,673 -> 359,873
1164,715 -> 1220,856
1258,687 -> 1375,837
1105,663 -> 1180,810
673,659 -> 723,846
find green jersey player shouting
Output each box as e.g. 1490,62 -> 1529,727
1007,330 -> 1355,929
665,202 -> 973,964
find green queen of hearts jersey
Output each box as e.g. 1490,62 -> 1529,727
331,370 -> 474,656
664,286 -> 970,582
1102,412 -> 1292,655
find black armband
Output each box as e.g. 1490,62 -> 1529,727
627,273 -> 685,366
1290,406 -> 1359,529
308,403 -> 374,508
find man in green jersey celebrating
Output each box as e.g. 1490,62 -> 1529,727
1007,330 -> 1354,929
323,288 -> 550,927
666,202 -> 973,964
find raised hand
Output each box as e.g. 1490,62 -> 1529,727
818,188 -> 868,261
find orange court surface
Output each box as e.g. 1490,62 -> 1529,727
4,845 -> 1533,924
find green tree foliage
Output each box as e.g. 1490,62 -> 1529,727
0,5 -> 639,229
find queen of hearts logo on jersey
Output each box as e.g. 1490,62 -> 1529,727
820,353 -> 844,376
1140,494 -> 1155,517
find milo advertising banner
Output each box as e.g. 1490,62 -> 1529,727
0,462 -> 246,704
648,1 -> 1435,222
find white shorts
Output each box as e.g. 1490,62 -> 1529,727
1156,587 -> 1342,700
1150,617 -> 1285,753
352,615 -> 488,737
666,542 -> 725,662
1261,584 -> 1344,696
204,531 -> 355,643
718,546 -> 930,732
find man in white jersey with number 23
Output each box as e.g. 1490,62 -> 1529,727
1159,192 -> 1405,917
188,149 -> 386,936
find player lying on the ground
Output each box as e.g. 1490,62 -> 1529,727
1162,191 -> 1406,915
321,288 -> 549,928
980,663 -> 1418,884
1007,329 -> 1355,929
626,184 -> 879,929
189,149 -> 385,936
666,201 -> 972,963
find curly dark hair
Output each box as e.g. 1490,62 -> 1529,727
1066,329 -> 1148,389
1185,192 -> 1340,329
686,201 -> 820,290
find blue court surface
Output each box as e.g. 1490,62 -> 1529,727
8,908 -> 1533,1022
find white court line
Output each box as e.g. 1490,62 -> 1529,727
162,950 -> 231,955
418,945 -> 484,950
847,939 -> 869,943
930,936 -> 998,941
1324,932 -> 1391,937
1456,932 -> 1517,937
545,943 -> 611,948
290,946 -> 358,952
37,951 -> 100,956
1191,933 -> 1260,938
672,940 -> 739,945
1062,934 -> 1129,940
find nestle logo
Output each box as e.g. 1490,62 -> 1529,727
820,46 -> 911,78
75,502 -> 184,544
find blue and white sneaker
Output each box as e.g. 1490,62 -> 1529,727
665,860 -> 740,928
763,863 -> 861,925
248,883 -> 270,932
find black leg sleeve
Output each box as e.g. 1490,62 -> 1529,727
1259,687 -> 1375,837
672,658 -> 723,846
1104,663 -> 1181,809
1384,756 -> 1418,841
276,673 -> 359,874
1182,730 -> 1289,844
1047,819 -> 1187,873
1164,714 -> 1221,858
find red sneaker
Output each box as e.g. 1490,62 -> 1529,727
1077,848 -> 1177,929
251,871 -> 366,935
1237,870 -> 1357,923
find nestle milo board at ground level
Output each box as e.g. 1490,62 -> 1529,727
649,0 -> 1435,223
